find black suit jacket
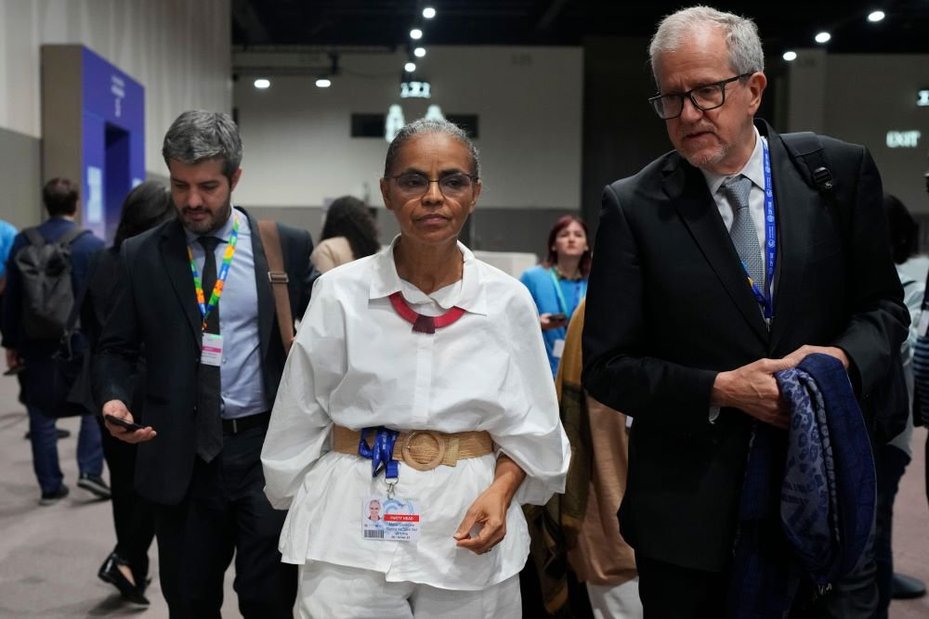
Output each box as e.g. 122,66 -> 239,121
581,121 -> 908,571
93,210 -> 314,505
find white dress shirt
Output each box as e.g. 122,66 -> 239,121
262,237 -> 570,590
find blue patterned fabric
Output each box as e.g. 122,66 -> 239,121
728,353 -> 876,618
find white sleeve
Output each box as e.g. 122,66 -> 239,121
261,276 -> 346,509
488,284 -> 570,505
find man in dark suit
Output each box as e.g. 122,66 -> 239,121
93,110 -> 314,618
3,178 -> 108,505
581,6 -> 908,616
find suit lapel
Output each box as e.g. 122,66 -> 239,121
159,220 -> 202,346
666,159 -> 769,344
764,126 -> 818,351
244,209 -> 275,363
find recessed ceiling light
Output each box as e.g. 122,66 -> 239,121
404,62 -> 416,73
414,47 -> 426,58
410,28 -> 423,40
782,50 -> 798,61
253,78 -> 270,89
814,31 -> 831,44
423,7 -> 436,19
867,11 -> 885,23
315,78 -> 331,88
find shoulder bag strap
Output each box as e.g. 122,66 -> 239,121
257,220 -> 295,354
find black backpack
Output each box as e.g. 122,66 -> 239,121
782,131 -> 908,444
13,226 -> 88,340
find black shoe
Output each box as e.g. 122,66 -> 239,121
892,572 -> 927,599
24,428 -> 71,440
77,474 -> 111,500
39,484 -> 69,506
98,552 -> 150,605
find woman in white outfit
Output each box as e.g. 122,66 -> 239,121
261,118 -> 570,619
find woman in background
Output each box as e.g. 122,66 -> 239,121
519,215 -> 591,375
82,181 -> 175,605
310,195 -> 380,272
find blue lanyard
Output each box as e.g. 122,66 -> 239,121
358,427 -> 399,481
749,139 -> 776,321
547,267 -> 587,316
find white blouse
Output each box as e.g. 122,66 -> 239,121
261,238 -> 570,590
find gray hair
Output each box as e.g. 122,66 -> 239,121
162,110 -> 243,180
648,6 -> 764,83
383,118 -> 480,179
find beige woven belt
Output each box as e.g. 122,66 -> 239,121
331,425 -> 494,471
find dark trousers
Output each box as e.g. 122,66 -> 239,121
153,424 -> 296,619
98,416 -> 155,585
874,442 -> 910,619
636,553 -> 728,619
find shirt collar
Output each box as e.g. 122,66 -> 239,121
701,126 -> 766,196
183,206 -> 241,245
368,235 -> 488,316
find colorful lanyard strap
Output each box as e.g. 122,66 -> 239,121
547,267 -> 587,317
750,139 -> 777,321
186,214 -> 240,330
388,291 -> 466,334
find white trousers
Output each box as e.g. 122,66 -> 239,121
297,561 -> 521,619
587,578 -> 643,619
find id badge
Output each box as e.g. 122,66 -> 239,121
552,338 -> 566,359
362,495 -> 421,542
201,333 -> 223,366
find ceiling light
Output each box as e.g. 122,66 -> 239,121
814,31 -> 831,44
867,11 -> 885,22
423,7 -> 436,19
253,78 -> 270,89
410,28 -> 423,40
404,62 -> 416,73
782,50 -> 798,61
414,47 -> 426,58
315,78 -> 331,88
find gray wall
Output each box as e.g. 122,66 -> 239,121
0,128 -> 41,228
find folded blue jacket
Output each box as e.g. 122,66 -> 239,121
728,353 -> 876,618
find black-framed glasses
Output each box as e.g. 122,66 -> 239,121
387,172 -> 478,198
648,73 -> 753,120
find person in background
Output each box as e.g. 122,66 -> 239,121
582,6 -> 906,616
527,297 -> 642,618
262,118 -> 570,618
876,193 -> 927,612
519,215 -> 590,375
2,178 -> 109,505
310,195 -> 380,273
93,111 -> 314,617
0,217 -> 17,300
81,181 -> 175,605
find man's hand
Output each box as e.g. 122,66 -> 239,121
711,358 -> 794,429
5,348 -> 22,371
540,313 -> 568,331
102,399 -> 156,443
782,345 -> 849,370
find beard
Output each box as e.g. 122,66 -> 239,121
178,200 -> 232,235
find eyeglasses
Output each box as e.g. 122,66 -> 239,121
648,73 -> 753,120
387,172 -> 478,198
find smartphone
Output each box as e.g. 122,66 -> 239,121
549,313 -> 567,323
104,414 -> 145,432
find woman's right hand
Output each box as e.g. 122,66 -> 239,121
540,313 -> 567,331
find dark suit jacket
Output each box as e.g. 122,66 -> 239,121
581,120 -> 908,572
92,210 -> 314,505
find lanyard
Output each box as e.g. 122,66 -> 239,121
748,139 -> 777,321
186,214 -> 240,330
547,267 -> 587,316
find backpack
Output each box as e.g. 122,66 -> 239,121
13,226 -> 88,340
781,131 -> 909,444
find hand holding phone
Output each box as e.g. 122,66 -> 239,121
549,313 -> 567,323
104,414 -> 144,432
